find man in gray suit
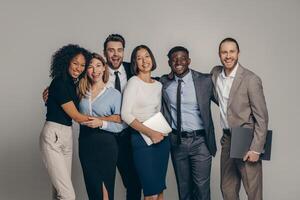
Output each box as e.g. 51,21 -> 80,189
161,46 -> 216,200
211,38 -> 268,200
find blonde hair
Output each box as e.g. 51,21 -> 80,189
78,53 -> 109,99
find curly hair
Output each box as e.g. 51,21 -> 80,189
50,44 -> 92,80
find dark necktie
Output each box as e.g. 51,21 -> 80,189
114,71 -> 121,92
177,79 -> 183,145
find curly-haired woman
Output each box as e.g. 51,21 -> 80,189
39,44 -> 93,200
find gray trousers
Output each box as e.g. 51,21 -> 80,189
170,132 -> 212,200
40,121 -> 75,200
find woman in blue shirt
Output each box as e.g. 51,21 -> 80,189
78,53 -> 124,200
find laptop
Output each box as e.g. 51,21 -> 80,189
230,127 -> 272,160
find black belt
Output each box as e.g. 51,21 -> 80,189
223,129 -> 231,136
172,129 -> 205,138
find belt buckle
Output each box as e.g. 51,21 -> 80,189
181,131 -> 188,138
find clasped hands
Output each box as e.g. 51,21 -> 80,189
81,117 -> 103,128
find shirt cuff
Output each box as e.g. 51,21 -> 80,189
251,150 -> 260,155
100,121 -> 108,129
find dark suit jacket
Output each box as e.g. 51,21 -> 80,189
160,69 -> 217,156
123,62 -> 134,80
211,64 -> 268,153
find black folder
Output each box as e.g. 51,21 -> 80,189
230,127 -> 272,160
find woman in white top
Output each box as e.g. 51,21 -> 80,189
121,45 -> 170,200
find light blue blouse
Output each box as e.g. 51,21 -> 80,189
79,87 -> 125,133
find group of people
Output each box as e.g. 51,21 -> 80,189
39,34 -> 269,200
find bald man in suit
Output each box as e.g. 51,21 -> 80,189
211,38 -> 268,200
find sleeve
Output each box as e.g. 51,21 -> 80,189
52,79 -> 73,106
248,75 -> 269,153
209,68 -> 219,105
121,78 -> 138,125
100,91 -> 126,133
157,83 -> 162,112
209,75 -> 218,105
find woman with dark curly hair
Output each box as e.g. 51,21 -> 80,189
39,44 -> 94,200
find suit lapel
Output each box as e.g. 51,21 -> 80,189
192,70 -> 204,109
227,64 -> 244,108
212,69 -> 219,85
122,62 -> 133,80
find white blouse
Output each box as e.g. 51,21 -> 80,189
121,76 -> 162,124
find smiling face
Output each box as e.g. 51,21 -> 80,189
104,41 -> 124,70
68,54 -> 86,79
136,48 -> 153,74
86,58 -> 105,83
169,50 -> 191,77
219,41 -> 240,73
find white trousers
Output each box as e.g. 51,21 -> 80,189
40,121 -> 75,200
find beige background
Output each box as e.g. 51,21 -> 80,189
0,0 -> 299,199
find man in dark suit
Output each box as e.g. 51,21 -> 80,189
103,34 -> 141,200
211,38 -> 268,200
160,46 -> 216,200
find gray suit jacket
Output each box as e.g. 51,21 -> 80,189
211,64 -> 269,153
160,69 -> 217,156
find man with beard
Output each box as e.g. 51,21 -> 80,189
160,46 -> 217,200
211,38 -> 268,200
103,34 -> 142,200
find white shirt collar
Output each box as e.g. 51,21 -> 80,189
108,63 -> 125,76
221,63 -> 239,79
174,70 -> 192,83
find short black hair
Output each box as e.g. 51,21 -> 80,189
50,44 -> 92,80
218,37 -> 240,53
103,34 -> 125,50
130,45 -> 157,75
167,46 -> 189,59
